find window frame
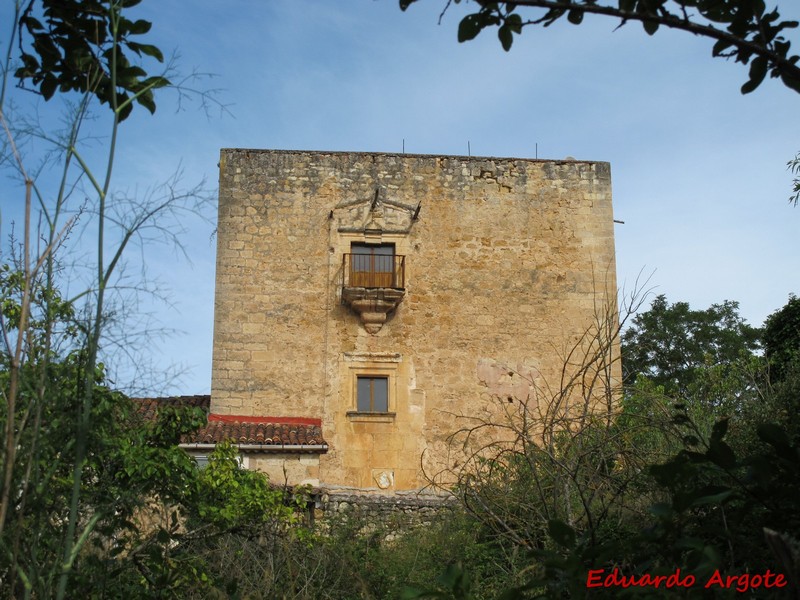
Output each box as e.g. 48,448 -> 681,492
349,242 -> 397,288
190,453 -> 248,469
356,375 -> 389,413
344,354 -> 399,419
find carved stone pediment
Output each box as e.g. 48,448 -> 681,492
334,189 -> 418,234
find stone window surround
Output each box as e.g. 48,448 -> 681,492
344,352 -> 401,422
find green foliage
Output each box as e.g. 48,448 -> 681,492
2,2 -> 224,597
328,508 -> 513,600
0,262 -> 78,356
402,561 -> 474,599
416,396 -> 800,599
192,441 -> 297,529
622,295 -> 761,397
107,440 -> 303,599
790,153 -> 800,206
0,264 -> 303,597
400,0 -> 800,95
123,505 -> 512,600
763,294 -> 800,382
402,295 -> 800,599
0,389 -> 306,598
0,345 -> 203,596
15,0 -> 170,120
615,378 -> 680,461
640,407 -> 800,588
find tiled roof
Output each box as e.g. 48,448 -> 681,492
133,394 -> 210,420
131,395 -> 328,453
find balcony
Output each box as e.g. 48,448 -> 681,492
343,253 -> 405,289
341,253 -> 406,333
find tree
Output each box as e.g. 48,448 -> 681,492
621,294 -> 761,398
763,294 -> 800,382
1,1 -> 216,597
400,0 -> 800,95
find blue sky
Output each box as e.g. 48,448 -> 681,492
1,1 -> 799,395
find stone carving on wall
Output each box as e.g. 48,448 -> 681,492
334,188 -> 419,234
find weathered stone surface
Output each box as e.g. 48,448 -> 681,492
211,150 -> 618,492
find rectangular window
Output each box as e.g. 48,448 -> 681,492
356,376 -> 389,412
350,243 -> 395,287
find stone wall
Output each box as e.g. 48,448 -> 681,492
211,150 -> 619,492
246,453 -> 321,488
313,491 -> 455,535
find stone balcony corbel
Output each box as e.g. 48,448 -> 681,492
341,287 -> 404,334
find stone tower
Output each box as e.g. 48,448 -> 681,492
210,150 -> 618,492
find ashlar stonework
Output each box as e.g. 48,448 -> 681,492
210,149 -> 619,493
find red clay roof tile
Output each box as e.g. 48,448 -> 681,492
131,395 -> 327,452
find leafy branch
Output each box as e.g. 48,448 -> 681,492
401,0 -> 800,94
15,0 -> 170,120
789,153 -> 800,206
